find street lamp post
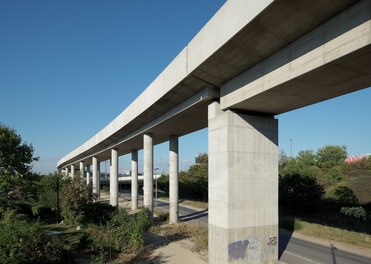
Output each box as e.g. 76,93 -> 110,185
289,139 -> 293,157
154,168 -> 159,208
56,173 -> 60,224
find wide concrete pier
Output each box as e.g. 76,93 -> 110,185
208,102 -> 278,263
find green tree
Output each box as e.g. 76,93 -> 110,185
60,174 -> 94,224
38,172 -> 61,209
279,150 -> 288,170
280,150 -> 320,179
0,123 -> 38,175
157,174 -> 169,196
316,145 -> 347,169
187,153 -> 208,201
0,124 -> 39,214
195,153 -> 208,165
279,173 -> 325,213
334,186 -> 359,205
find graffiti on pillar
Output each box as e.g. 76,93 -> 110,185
263,236 -> 278,259
228,236 -> 261,262
267,236 -> 277,247
247,236 -> 261,263
228,239 -> 249,260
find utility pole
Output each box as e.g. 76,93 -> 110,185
154,168 -> 159,208
56,173 -> 60,224
289,139 -> 293,157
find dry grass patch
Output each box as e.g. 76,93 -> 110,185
297,220 -> 371,249
180,200 -> 208,210
151,223 -> 208,252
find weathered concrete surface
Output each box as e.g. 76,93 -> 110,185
70,164 -> 75,178
92,156 -> 99,196
144,134 -> 153,213
221,0 -> 371,114
79,161 -> 84,178
110,149 -> 118,206
169,135 -> 179,224
208,102 -> 278,263
58,0 -> 360,170
56,1 -> 371,263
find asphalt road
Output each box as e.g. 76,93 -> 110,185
120,191 -> 371,264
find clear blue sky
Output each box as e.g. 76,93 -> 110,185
1,0 -> 370,175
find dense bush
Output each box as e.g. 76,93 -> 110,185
32,205 -> 54,220
60,174 -> 94,225
340,206 -> 369,221
279,173 -> 325,213
87,208 -> 152,263
334,186 -> 359,205
84,202 -> 116,225
0,211 -> 69,264
0,124 -> 40,215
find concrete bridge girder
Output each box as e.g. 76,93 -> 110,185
57,1 -> 371,263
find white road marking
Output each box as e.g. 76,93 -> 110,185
284,251 -> 323,264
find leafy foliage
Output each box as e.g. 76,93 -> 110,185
0,124 -> 40,215
60,174 -> 94,225
334,186 -> 359,205
340,206 -> 369,221
38,172 -> 61,209
0,123 -> 38,175
0,211 -> 69,264
279,173 -> 325,213
157,153 -> 208,201
316,145 -> 347,169
87,208 -> 152,263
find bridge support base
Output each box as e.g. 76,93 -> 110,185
208,102 -> 278,264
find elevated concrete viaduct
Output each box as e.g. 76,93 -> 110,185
58,0 -> 371,263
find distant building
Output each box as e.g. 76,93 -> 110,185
345,154 -> 371,163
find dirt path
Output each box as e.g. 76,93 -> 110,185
141,232 -> 206,264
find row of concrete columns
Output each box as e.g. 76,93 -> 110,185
63,134 -> 179,223
63,157 -> 101,198
62,101 -> 279,263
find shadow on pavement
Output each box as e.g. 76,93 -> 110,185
179,209 -> 208,222
279,215 -> 295,259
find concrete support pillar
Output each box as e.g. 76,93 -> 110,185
64,167 -> 69,176
97,164 -> 101,197
92,157 -> 100,196
143,133 -> 153,213
169,135 -> 179,224
110,149 -> 119,206
208,102 -> 278,264
131,150 -> 138,210
71,164 -> 75,178
79,161 -> 84,179
86,165 -> 91,185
